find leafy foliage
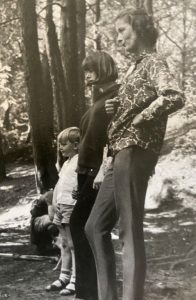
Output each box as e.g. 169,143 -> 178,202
0,0 -> 196,157
0,0 -> 28,154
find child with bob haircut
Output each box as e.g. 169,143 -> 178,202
70,51 -> 120,300
46,127 -> 80,296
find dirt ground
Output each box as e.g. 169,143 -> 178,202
0,163 -> 196,300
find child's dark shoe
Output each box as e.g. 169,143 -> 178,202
59,281 -> 75,295
45,278 -> 68,291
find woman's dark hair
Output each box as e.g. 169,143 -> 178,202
82,51 -> 118,84
116,7 -> 158,47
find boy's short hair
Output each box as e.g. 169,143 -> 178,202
82,51 -> 118,84
116,7 -> 158,47
58,127 -> 80,145
56,127 -> 80,171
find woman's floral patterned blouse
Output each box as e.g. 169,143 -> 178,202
108,52 -> 185,155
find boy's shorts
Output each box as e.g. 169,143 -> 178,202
53,203 -> 74,226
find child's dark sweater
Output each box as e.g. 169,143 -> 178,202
78,81 -> 120,175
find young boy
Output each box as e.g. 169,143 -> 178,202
46,127 -> 80,296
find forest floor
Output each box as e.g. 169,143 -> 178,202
0,162 -> 196,300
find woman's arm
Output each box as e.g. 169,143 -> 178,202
134,57 -> 185,126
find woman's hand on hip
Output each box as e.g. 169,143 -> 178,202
132,113 -> 144,127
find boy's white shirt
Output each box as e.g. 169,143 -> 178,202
53,154 -> 78,206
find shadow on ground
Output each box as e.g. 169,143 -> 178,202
0,163 -> 196,300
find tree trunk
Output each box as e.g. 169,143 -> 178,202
181,0 -> 187,91
60,0 -> 85,126
0,134 -> 6,182
132,0 -> 141,8
94,0 -> 101,50
132,0 -> 153,11
144,0 -> 153,15
18,0 -> 58,193
41,51 -> 54,138
45,0 -> 70,131
76,0 -> 86,114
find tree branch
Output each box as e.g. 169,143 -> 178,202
86,3 -> 96,14
157,23 -> 183,51
0,17 -> 19,27
38,2 -> 64,15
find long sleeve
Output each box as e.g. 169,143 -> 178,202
107,52 -> 185,155
141,57 -> 185,121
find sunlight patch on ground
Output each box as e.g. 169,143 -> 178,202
0,232 -> 18,237
145,154 -> 196,211
145,211 -> 177,219
179,221 -> 195,226
7,165 -> 35,178
0,203 -> 31,229
0,185 -> 14,190
144,220 -> 174,234
0,241 -> 29,246
144,239 -> 154,243
0,219 -> 30,230
19,192 -> 37,205
0,232 -> 30,248
144,225 -> 166,234
0,233 -> 29,238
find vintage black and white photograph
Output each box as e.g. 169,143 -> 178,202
0,0 -> 196,299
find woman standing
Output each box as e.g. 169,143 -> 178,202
70,51 -> 120,300
85,8 -> 185,300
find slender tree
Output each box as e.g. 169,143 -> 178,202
0,134 -> 6,182
155,0 -> 195,91
94,0 -> 101,50
76,0 -> 86,111
18,0 -> 58,193
144,0 -> 153,15
41,50 -> 54,137
45,0 -> 70,131
131,0 -> 141,8
131,0 -> 153,11
181,0 -> 188,91
60,0 -> 86,126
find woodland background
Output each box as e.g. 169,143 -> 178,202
0,1 -> 196,299
0,0 -> 196,193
